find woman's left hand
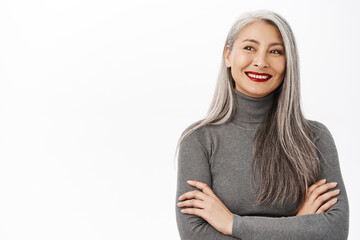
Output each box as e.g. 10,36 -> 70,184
177,180 -> 234,236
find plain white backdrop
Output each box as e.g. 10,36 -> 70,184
0,0 -> 359,239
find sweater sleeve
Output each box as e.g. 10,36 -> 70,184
231,120 -> 349,240
175,127 -> 240,240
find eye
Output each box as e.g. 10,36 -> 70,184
270,49 -> 283,54
244,46 -> 254,51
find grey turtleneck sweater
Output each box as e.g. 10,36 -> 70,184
175,88 -> 349,240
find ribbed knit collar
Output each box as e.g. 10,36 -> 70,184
230,87 -> 275,129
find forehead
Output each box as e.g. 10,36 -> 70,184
235,20 -> 284,44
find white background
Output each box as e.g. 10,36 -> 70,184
0,0 -> 359,239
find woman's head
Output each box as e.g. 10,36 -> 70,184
222,10 -> 299,100
225,20 -> 286,98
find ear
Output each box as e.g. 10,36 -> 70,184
224,45 -> 232,68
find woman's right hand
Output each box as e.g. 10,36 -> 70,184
296,179 -> 340,216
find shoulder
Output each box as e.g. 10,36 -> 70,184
306,119 -> 338,157
182,123 -> 211,145
181,121 -> 228,143
307,119 -> 335,142
307,119 -> 329,132
180,123 -> 214,157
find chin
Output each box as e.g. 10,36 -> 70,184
246,88 -> 271,98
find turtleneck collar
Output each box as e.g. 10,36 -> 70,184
230,87 -> 275,129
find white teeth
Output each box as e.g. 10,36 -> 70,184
247,73 -> 270,79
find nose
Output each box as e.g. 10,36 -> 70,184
253,52 -> 269,68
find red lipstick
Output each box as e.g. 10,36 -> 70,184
245,71 -> 273,82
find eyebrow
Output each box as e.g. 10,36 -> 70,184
241,39 -> 284,47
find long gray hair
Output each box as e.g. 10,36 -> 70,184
174,10 -> 320,209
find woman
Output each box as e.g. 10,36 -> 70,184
174,10 -> 349,240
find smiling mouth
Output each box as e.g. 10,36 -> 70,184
245,71 -> 273,82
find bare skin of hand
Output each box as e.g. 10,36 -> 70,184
296,179 -> 340,216
177,180 -> 234,236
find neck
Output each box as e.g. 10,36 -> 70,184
230,88 -> 275,129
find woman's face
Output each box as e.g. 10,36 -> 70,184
225,20 -> 286,98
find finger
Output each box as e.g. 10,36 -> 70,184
313,189 -> 340,209
187,180 -> 217,198
309,182 -> 338,202
307,179 -> 327,193
321,189 -> 341,201
181,207 -> 204,218
177,199 -> 205,209
178,190 -> 207,201
316,198 -> 338,213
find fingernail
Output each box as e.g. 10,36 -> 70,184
321,179 -> 327,183
333,198 -> 338,202
187,180 -> 193,183
331,182 -> 338,186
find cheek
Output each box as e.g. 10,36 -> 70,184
233,54 -> 252,69
273,59 -> 286,76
